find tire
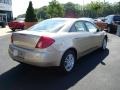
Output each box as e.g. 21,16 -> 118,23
1,25 -> 5,28
107,24 -> 113,33
1,22 -> 6,28
101,38 -> 107,50
107,27 -> 111,33
12,29 -> 15,32
60,50 -> 76,73
21,27 -> 24,30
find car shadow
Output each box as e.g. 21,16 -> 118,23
0,49 -> 109,90
7,31 -> 13,33
7,29 -> 24,33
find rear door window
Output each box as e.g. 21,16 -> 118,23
70,21 -> 87,32
85,22 -> 98,33
29,19 -> 66,32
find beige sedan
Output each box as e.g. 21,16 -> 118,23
9,18 -> 107,73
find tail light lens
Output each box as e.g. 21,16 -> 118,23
11,34 -> 13,43
36,36 -> 55,49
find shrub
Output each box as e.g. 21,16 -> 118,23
25,1 -> 38,22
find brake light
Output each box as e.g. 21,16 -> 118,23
36,36 -> 55,49
11,34 -> 13,43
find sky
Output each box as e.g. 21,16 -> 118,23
12,0 -> 119,17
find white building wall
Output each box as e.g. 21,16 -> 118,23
0,0 -> 12,11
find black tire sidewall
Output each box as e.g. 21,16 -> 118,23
60,50 -> 76,73
12,29 -> 15,32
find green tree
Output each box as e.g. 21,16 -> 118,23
64,2 -> 76,17
47,0 -> 64,18
102,2 -> 114,16
25,1 -> 38,22
64,2 -> 82,17
64,2 -> 76,12
19,1 -> 120,20
36,6 -> 49,20
114,2 -> 120,14
89,1 -> 102,17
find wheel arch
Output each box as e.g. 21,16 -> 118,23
59,47 -> 77,72
61,47 -> 77,62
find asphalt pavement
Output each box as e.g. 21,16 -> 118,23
0,26 -> 11,37
0,29 -> 120,90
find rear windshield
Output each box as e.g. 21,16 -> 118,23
15,18 -> 25,22
28,19 -> 66,32
113,16 -> 120,21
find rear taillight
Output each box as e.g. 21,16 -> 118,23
11,34 -> 13,43
36,36 -> 55,49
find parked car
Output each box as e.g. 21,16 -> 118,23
95,20 -> 108,31
0,21 -> 6,28
8,18 -> 25,31
8,18 -> 107,73
104,15 -> 120,33
94,17 -> 105,22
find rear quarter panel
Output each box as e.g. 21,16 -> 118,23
52,32 -> 88,60
52,31 -> 107,62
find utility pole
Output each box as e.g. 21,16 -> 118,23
104,0 -> 105,4
103,0 -> 105,17
82,0 -> 84,16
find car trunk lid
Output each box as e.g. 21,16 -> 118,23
12,30 -> 54,49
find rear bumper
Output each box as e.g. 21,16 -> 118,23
0,22 -> 6,27
9,26 -> 24,30
8,44 -> 60,67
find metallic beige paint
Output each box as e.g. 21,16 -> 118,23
9,18 -> 107,67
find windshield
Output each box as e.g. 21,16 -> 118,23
113,16 -> 120,21
28,19 -> 66,32
15,18 -> 25,22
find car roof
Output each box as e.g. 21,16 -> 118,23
78,17 -> 95,23
48,18 -> 77,21
107,15 -> 120,17
49,17 -> 95,23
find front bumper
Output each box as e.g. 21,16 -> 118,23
9,44 -> 60,67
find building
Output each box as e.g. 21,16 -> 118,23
0,0 -> 13,27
